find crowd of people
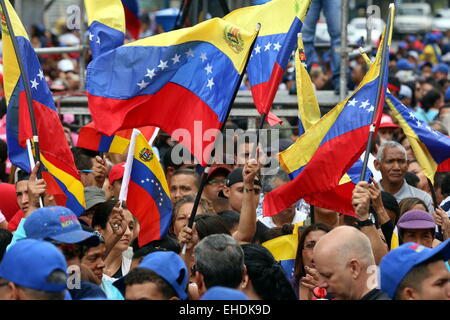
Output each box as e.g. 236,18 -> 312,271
0,2 -> 449,301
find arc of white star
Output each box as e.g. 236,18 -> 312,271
416,120 -> 422,127
199,52 -> 207,62
96,36 -> 101,44
158,60 -> 168,70
204,64 -> 213,75
146,178 -> 150,182
37,69 -> 44,80
409,111 -> 416,119
141,180 -> 145,184
137,80 -> 149,90
88,32 -> 94,41
273,42 -> 281,51
30,78 -> 39,89
145,68 -> 156,79
254,45 -> 261,54
172,53 -> 181,64
186,48 -> 194,57
207,78 -> 215,89
264,42 -> 272,51
366,106 -> 375,113
347,98 -> 358,107
359,100 -> 370,109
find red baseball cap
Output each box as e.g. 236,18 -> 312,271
207,166 -> 231,181
109,162 -> 125,185
379,114 -> 400,129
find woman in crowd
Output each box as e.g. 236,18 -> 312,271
293,223 -> 332,300
91,200 -> 137,281
241,244 -> 297,300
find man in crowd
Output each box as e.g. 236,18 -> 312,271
117,251 -> 188,300
203,166 -> 230,212
380,239 -> 450,300
312,181 -> 390,300
193,234 -> 247,298
169,168 -> 200,203
375,141 -> 433,212
0,239 -> 68,300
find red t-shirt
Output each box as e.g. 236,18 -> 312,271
7,210 -> 24,232
0,183 -> 20,221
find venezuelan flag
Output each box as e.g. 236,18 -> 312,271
87,18 -> 257,166
84,0 -> 125,59
262,7 -> 394,217
295,33 -> 320,136
126,131 -> 172,247
121,0 -> 141,40
224,0 -> 312,126
386,93 -> 450,184
262,221 -> 303,280
77,122 -> 157,154
2,0 -> 85,214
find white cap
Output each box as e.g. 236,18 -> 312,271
399,84 -> 412,99
57,59 -> 74,72
407,51 -> 419,60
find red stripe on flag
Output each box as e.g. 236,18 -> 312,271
127,180 -> 162,247
251,63 -> 284,126
18,92 -> 78,174
437,158 -> 450,172
263,124 -> 371,217
304,181 -> 357,217
77,122 -> 103,151
42,171 -> 68,207
88,82 -> 222,166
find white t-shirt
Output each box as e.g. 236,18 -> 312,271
257,210 -> 305,229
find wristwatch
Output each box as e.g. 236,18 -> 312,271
357,219 -> 374,228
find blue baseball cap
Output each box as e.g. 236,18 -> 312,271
380,239 -> 450,299
201,286 -> 249,300
432,63 -> 449,74
24,206 -> 100,245
396,58 -> 415,70
115,251 -> 188,299
0,239 -> 67,292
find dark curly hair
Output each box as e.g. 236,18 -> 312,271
241,244 -> 297,300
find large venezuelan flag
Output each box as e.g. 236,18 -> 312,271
224,0 -> 312,126
87,18 -> 257,166
121,0 -> 141,40
387,93 -> 450,183
2,0 -> 85,215
262,9 -> 394,217
84,0 -> 125,59
126,131 -> 172,247
77,122 -> 157,154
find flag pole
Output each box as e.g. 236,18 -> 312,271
0,0 -> 42,178
359,4 -> 394,181
118,128 -> 140,209
26,139 -> 43,208
181,24 -> 261,254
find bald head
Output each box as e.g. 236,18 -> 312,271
314,226 -> 375,267
312,226 -> 376,300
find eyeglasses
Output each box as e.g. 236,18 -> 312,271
207,178 -> 228,185
303,241 -> 317,250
